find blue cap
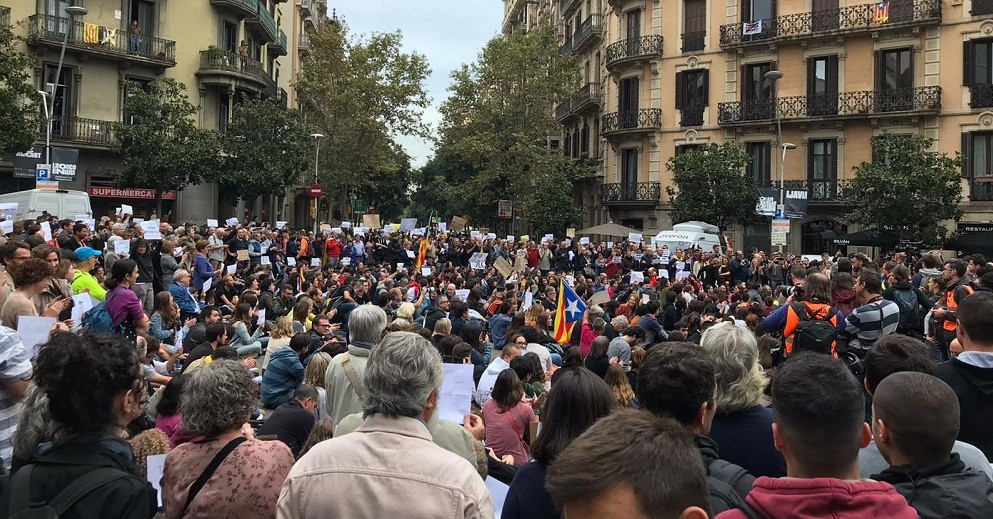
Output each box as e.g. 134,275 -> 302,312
74,247 -> 102,261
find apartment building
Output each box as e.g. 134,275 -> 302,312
547,0 -> 993,253
0,0 -> 323,223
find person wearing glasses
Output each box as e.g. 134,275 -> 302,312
0,241 -> 32,310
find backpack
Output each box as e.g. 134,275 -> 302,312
892,288 -> 920,328
789,302 -> 838,356
80,290 -> 122,333
6,466 -> 129,519
705,459 -> 753,515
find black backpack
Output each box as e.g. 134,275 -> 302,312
705,458 -> 754,515
891,288 -> 919,328
790,302 -> 838,355
6,466 -> 129,519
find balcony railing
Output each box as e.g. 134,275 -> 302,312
971,181 -> 993,201
300,0 -> 313,16
299,32 -> 311,54
45,116 -> 115,146
969,84 -> 993,109
560,0 -> 581,15
605,35 -> 663,69
602,108 -> 662,136
681,31 -> 706,52
556,101 -> 572,122
559,37 -> 573,55
210,0 -> 258,17
573,14 -> 603,51
754,179 -> 851,202
278,87 -> 289,107
251,1 -> 278,42
198,49 -> 271,90
601,182 -> 661,204
556,83 -> 602,122
680,106 -> 705,127
27,15 -> 176,66
717,86 -> 941,126
269,28 -> 288,56
719,0 -> 941,49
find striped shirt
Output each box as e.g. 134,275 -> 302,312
843,299 -> 901,353
0,326 -> 32,469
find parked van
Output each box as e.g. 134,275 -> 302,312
0,189 -> 92,220
651,221 -> 729,253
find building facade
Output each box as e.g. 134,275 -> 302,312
539,0 -> 993,253
0,0 -> 326,224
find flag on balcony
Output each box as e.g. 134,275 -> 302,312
742,20 -> 763,36
872,1 -> 890,23
83,23 -> 100,44
100,28 -> 117,45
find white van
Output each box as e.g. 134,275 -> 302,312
651,221 -> 729,253
0,189 -> 92,220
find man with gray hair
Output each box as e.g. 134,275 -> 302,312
279,332 -> 493,518
324,304 -> 388,426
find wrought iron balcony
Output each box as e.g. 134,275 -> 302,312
572,14 -> 603,52
601,182 -> 661,205
45,116 -> 115,147
559,37 -> 573,56
1,6 -> 10,27
560,0 -> 581,15
602,109 -> 662,137
269,28 -> 288,56
278,87 -> 289,107
556,101 -> 573,122
197,49 -> 273,94
211,0 -> 258,18
300,0 -> 313,16
754,179 -> 851,202
299,32 -> 311,55
971,181 -> 993,202
605,35 -> 663,70
246,1 -> 277,42
556,83 -> 603,123
717,87 -> 941,126
681,31 -> 706,53
719,0 -> 941,49
27,15 -> 176,68
969,84 -> 993,109
680,106 -> 705,127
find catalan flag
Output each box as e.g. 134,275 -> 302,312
415,237 -> 429,270
553,281 -> 587,344
872,1 -> 889,23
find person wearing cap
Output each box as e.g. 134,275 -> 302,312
71,247 -> 106,302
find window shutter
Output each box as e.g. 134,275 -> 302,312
806,57 -> 815,96
964,41 -> 975,86
873,50 -> 882,92
676,71 -> 685,109
828,55 -> 839,96
829,140 -> 838,181
763,142 -> 772,183
702,70 -> 710,105
962,133 -> 973,178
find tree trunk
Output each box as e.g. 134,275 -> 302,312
156,192 -> 163,220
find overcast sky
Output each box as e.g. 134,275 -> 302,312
328,1 -> 505,168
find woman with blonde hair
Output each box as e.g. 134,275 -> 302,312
700,321 -> 785,478
602,363 -> 635,408
396,301 -> 415,322
262,316 -> 294,371
304,352 -> 332,420
431,317 -> 452,353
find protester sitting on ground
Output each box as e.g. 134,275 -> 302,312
154,376 -> 187,448
858,334 -> 992,478
296,417 -> 335,460
870,371 -> 993,518
257,384 -> 319,457
702,321 -> 786,478
184,305 -> 218,349
71,246 -> 106,302
30,244 -> 72,322
163,359 -> 294,519
104,258 -> 151,334
184,322 -> 229,367
303,352 -> 332,421
229,302 -> 266,358
149,291 -> 192,347
0,331 -> 157,518
607,325 -> 643,368
323,304 -> 388,426
637,342 -> 755,514
545,409 -> 710,519
0,257 -> 69,329
475,340 -> 522,405
168,269 -> 200,320
603,363 -> 635,408
261,333 -> 309,410
279,331 -> 493,518
263,315 -> 295,371
482,369 -> 540,467
716,353 -> 918,519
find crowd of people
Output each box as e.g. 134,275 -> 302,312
0,210 -> 991,518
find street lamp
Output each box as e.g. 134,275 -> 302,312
311,133 -> 324,236
42,5 -> 88,168
764,70 -> 796,252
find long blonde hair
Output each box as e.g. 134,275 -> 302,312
603,364 -> 635,408
270,316 -> 294,340
305,352 -> 332,388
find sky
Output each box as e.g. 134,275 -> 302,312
329,1 -> 505,168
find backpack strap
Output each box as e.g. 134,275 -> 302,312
341,356 -> 366,399
8,466 -> 130,516
180,437 -> 247,517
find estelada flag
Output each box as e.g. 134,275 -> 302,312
872,1 -> 889,23
415,237 -> 429,270
553,281 -> 587,344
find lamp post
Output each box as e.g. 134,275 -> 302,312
311,133 -> 324,236
42,5 -> 88,168
764,70 -> 796,252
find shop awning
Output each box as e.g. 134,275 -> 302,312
945,231 -> 993,253
832,230 -> 901,248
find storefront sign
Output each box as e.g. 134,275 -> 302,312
13,146 -> 79,181
89,187 -> 177,200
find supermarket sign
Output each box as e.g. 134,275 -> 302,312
89,187 -> 177,200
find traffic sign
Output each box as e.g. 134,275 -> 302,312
353,199 -> 366,213
36,164 -> 58,190
771,218 -> 789,246
309,184 -> 323,198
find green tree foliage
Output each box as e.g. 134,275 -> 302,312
408,155 -> 473,224
525,168 -> 580,238
846,133 -> 962,244
0,21 -> 38,156
354,146 -> 412,222
295,21 -> 429,197
219,99 -> 309,203
430,23 -> 579,228
114,79 -> 223,215
665,143 -> 758,233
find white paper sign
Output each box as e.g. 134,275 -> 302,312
0,220 -> 12,235
507,235 -> 515,242
70,294 -> 94,331
487,233 -> 496,241
455,289 -> 470,301
658,269 -> 669,279
40,221 -> 52,242
146,454 -> 166,508
438,363 -> 474,424
340,257 -> 350,266
607,241 -> 614,249
114,239 -> 130,256
140,219 -> 162,240
486,477 -> 510,519
522,291 -> 533,311
17,316 -> 57,358
630,271 -> 645,284
437,222 -> 447,232
260,256 -> 271,266
121,204 -> 133,215
400,218 -> 418,232
132,218 -> 144,225
311,258 -> 321,267
469,252 -> 488,270
226,264 -> 236,274
340,221 -> 352,228
0,203 -> 18,219
421,267 -> 432,277
83,219 -> 95,230
74,214 -> 89,222
579,237 -> 590,245
406,250 -> 415,259
628,232 -> 643,244
225,217 -> 239,227
276,221 -> 287,229
256,308 -> 266,327
206,219 -> 219,228
202,277 -> 213,293
396,262 -> 405,271
676,271 -> 691,280
286,257 -> 297,266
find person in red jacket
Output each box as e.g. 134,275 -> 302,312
716,352 -> 918,519
325,235 -> 342,268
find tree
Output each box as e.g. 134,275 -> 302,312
219,99 -> 310,203
0,21 -> 38,156
407,155 -> 471,223
114,78 -> 223,216
524,168 -> 581,238
845,133 -> 962,244
354,146 -> 412,222
295,21 -> 430,199
665,143 -> 758,233
432,23 -> 579,229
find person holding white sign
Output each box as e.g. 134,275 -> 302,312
1,258 -> 71,330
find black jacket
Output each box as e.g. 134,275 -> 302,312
934,357 -> 993,459
423,307 -> 447,333
696,434 -> 755,515
257,399 -> 316,457
872,453 -> 993,519
1,438 -> 157,519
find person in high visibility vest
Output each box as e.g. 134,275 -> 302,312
932,259 -> 975,361
762,273 -> 845,357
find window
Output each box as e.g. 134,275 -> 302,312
742,62 -> 775,120
676,69 -> 709,126
972,0 -> 993,16
223,22 -> 238,53
128,0 -> 155,38
807,55 -> 838,116
963,132 -> 993,201
619,76 -> 639,128
746,141 -> 772,184
42,63 -> 75,139
580,125 -> 590,155
572,128 -> 580,157
676,144 -> 703,155
564,132 -> 572,158
811,0 -> 838,32
965,39 -> 993,108
741,0 -> 777,39
682,0 -> 706,52
219,92 -> 231,135
621,148 -> 638,186
807,139 -> 838,200
626,9 -> 641,39
875,48 -> 913,112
